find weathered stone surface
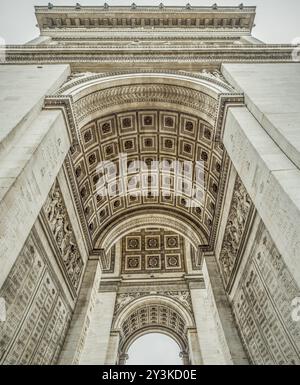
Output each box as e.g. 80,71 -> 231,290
1,6 -> 300,367
232,220 -> 300,365
223,107 -> 300,288
222,63 -> 300,169
0,110 -> 70,289
0,231 -> 72,365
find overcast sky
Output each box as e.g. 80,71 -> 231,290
126,333 -> 182,365
0,0 -> 300,44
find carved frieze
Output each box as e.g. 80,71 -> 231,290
0,232 -> 71,364
219,175 -> 253,288
73,85 -> 218,124
232,221 -> 300,364
42,180 -> 84,295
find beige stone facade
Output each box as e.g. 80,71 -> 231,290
0,5 -> 300,365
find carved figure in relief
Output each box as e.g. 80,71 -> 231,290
46,189 -> 61,224
43,181 -> 84,292
219,176 -> 252,283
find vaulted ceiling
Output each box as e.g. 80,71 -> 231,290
120,228 -> 186,274
69,108 -> 225,247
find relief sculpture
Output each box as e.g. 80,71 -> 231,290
44,181 -> 84,292
219,175 -> 252,286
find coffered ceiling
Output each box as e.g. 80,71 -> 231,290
70,108 -> 224,247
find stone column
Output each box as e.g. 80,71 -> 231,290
105,331 -> 120,365
0,65 -> 71,289
179,351 -> 190,365
186,328 -> 202,365
79,282 -> 118,365
189,280 -> 230,365
58,259 -> 102,364
202,254 -> 248,365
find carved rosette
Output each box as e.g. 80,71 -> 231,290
219,175 -> 253,287
43,180 -> 84,293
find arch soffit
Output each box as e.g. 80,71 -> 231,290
45,71 -> 242,252
95,211 -> 205,250
113,294 -> 195,330
56,71 -> 236,128
58,71 -> 234,99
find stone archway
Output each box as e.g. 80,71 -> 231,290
2,5 -> 300,367
112,295 -> 197,365
49,70 -> 246,366
45,70 -> 242,256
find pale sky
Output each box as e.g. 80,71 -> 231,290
0,0 -> 299,44
126,333 -> 182,365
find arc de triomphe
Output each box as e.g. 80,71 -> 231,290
0,4 -> 300,365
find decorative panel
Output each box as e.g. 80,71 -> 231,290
42,180 -> 84,296
232,221 -> 300,365
121,229 -> 185,274
71,109 -> 224,246
0,232 -> 71,365
218,175 -> 253,288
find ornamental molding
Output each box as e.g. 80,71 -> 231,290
35,5 -> 256,13
3,46 -> 295,65
114,290 -> 193,316
74,84 -> 217,124
42,71 -> 243,256
48,34 -> 249,41
43,96 -> 78,144
219,175 -> 255,291
57,69 -> 234,95
35,5 -> 255,32
40,180 -> 85,297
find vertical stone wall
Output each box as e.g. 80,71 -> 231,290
232,221 -> 300,364
218,173 -> 300,364
41,180 -> 85,296
0,231 -> 72,364
0,179 -> 85,364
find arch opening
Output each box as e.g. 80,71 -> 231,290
46,70 -> 242,365
126,332 -> 183,365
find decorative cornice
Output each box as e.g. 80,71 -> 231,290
57,69 -> 234,95
3,45 -> 295,65
35,5 -> 256,13
40,180 -> 85,298
35,5 -> 256,32
43,95 -> 79,144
